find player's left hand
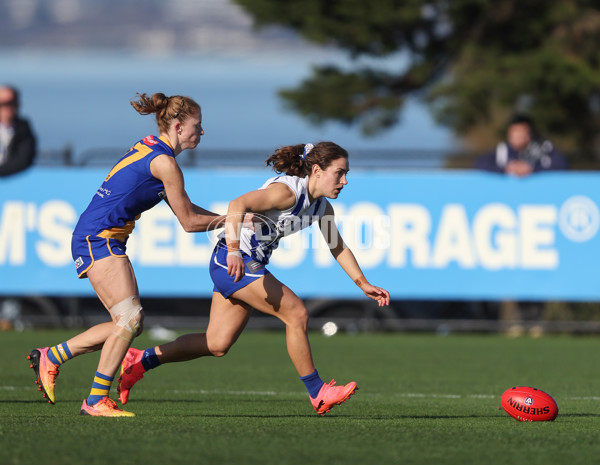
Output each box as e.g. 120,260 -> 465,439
361,284 -> 390,307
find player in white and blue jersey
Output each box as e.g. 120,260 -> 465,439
209,173 -> 328,297
27,92 -> 226,417
120,141 -> 391,416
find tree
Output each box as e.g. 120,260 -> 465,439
234,0 -> 600,165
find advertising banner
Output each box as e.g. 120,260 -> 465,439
1,168 -> 598,300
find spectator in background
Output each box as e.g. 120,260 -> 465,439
474,114 -> 568,325
474,114 -> 568,177
0,85 -> 37,177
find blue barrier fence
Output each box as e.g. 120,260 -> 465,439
1,167 -> 599,301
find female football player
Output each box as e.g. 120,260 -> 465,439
28,92 -> 225,416
118,141 -> 390,415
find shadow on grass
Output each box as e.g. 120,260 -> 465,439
5,398 -> 599,420
0,400 -> 57,404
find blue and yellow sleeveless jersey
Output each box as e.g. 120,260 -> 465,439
73,135 -> 174,242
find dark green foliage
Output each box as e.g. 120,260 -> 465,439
234,0 -> 600,159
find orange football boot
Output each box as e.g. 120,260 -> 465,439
117,347 -> 146,404
80,397 -> 135,417
27,347 -> 59,404
310,379 -> 357,416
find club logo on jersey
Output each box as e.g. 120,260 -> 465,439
143,135 -> 159,146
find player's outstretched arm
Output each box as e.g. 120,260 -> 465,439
151,154 -> 224,232
318,202 -> 390,307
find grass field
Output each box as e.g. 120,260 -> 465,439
1,328 -> 599,465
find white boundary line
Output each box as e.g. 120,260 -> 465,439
4,385 -> 600,401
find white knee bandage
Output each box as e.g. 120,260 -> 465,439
110,295 -> 143,337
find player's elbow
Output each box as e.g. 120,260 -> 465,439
228,197 -> 248,215
179,220 -> 195,233
177,216 -> 199,233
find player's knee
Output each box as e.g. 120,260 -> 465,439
110,296 -> 143,338
133,309 -> 145,337
211,348 -> 229,358
286,302 -> 309,331
207,338 -> 233,358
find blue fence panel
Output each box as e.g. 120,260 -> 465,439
1,167 -> 598,300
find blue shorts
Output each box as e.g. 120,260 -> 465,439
71,234 -> 128,278
209,240 -> 270,298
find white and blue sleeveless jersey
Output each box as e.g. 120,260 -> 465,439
219,175 -> 329,265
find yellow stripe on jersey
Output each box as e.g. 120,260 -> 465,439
105,142 -> 153,182
158,135 -> 173,149
97,217 -> 140,242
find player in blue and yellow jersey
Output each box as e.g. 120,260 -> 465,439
27,92 -> 226,417
119,141 -> 391,416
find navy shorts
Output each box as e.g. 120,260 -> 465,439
71,234 -> 128,278
209,240 -> 270,298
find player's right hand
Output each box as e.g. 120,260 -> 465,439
227,253 -> 245,282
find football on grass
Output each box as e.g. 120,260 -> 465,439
501,386 -> 558,422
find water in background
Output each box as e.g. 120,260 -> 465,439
2,51 -> 457,168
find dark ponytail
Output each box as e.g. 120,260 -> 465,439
265,141 -> 348,177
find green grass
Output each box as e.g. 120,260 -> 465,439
1,329 -> 599,465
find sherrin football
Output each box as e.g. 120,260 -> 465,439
501,386 -> 558,422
